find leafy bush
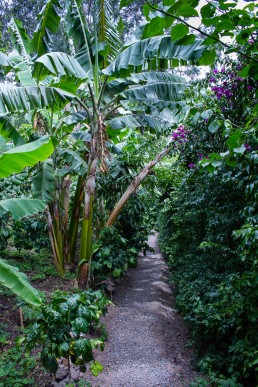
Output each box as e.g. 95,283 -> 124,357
21,289 -> 110,379
157,60 -> 258,385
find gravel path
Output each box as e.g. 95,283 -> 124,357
88,233 -> 197,387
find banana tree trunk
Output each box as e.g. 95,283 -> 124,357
106,147 -> 171,227
67,175 -> 84,265
46,205 -> 65,276
78,157 -> 98,289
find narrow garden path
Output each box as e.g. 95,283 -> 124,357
88,233 -> 197,387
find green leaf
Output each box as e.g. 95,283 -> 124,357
142,17 -> 165,39
0,136 -> 55,178
0,116 -> 25,146
120,0 -> 135,8
175,34 -> 196,46
0,199 -> 47,219
0,259 -> 42,306
171,24 -> 189,42
10,19 -> 31,65
177,5 -> 198,17
33,52 -> 89,93
0,85 -> 75,114
90,360 -> 103,377
226,130 -> 242,150
72,317 -> 90,334
41,352 -> 58,374
208,120 -> 220,133
104,36 -> 207,76
32,160 -> 55,202
66,0 -> 93,74
30,0 -> 61,57
61,149 -> 88,176
73,338 -> 93,362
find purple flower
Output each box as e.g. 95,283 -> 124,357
188,163 -> 196,169
244,143 -> 251,151
248,39 -> 254,44
225,90 -> 233,98
171,124 -> 189,146
209,77 -> 216,83
213,69 -> 218,74
221,67 -> 225,73
198,153 -> 204,159
247,85 -> 253,91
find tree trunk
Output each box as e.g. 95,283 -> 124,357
106,147 -> 171,227
78,157 -> 98,289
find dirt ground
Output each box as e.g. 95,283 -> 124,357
86,233 -> 198,387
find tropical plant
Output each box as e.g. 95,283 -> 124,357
22,289 -> 109,379
0,259 -> 42,306
0,0 -> 214,287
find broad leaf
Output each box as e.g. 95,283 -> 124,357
32,160 -> 55,202
0,85 -> 74,114
0,199 -> 47,219
109,113 -> 176,131
104,36 -> 207,76
10,18 -> 31,65
0,259 -> 42,306
30,0 -> 61,57
33,52 -> 88,92
0,136 -> 55,178
0,116 -> 25,146
61,149 -> 88,176
122,81 -> 187,103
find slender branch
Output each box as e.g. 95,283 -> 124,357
145,1 -> 257,63
103,95 -> 119,114
97,75 -> 109,107
75,97 -> 93,120
106,145 -> 172,227
103,104 -> 121,120
88,84 -> 98,114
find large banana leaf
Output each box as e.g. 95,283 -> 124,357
33,52 -> 89,92
32,160 -> 55,202
97,0 -> 122,63
103,36 -> 207,76
0,198 -> 47,219
0,85 -> 74,114
129,71 -> 186,84
122,81 -> 187,103
108,114 -> 175,131
30,0 -> 61,57
106,71 -> 187,94
0,136 -> 55,178
10,18 -> 31,65
0,259 -> 42,306
66,0 -> 93,75
0,116 -> 25,146
61,149 -> 88,176
0,52 -> 10,68
9,20 -> 37,86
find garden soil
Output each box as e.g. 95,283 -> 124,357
85,233 -> 198,387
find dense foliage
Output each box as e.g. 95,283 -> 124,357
157,60 -> 258,385
0,0 -> 257,385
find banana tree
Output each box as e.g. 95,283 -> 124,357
0,0 -> 213,288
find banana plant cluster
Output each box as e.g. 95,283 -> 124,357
0,0 -> 210,288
